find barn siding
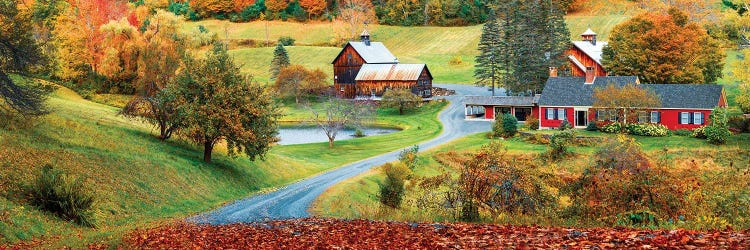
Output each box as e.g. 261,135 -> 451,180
566,47 -> 607,77
333,45 -> 366,98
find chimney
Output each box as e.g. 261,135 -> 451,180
360,29 -> 371,46
585,66 -> 595,84
548,67 -> 558,78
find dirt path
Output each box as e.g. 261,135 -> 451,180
188,84 -> 492,224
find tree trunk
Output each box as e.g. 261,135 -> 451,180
328,137 -> 335,148
203,140 -> 214,163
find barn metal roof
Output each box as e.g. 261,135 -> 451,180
572,41 -> 607,65
348,42 -> 398,64
355,64 -> 429,81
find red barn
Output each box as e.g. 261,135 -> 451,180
563,28 -> 607,77
331,30 -> 432,99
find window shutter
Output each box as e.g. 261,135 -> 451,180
595,110 -> 599,120
553,109 -> 558,120
690,112 -> 695,124
657,112 -> 661,123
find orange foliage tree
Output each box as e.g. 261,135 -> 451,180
299,0 -> 327,18
335,0 -> 377,41
592,84 -> 661,124
602,8 -> 725,84
265,0 -> 290,13
191,0 -> 234,16
233,0 -> 256,12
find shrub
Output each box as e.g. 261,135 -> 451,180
398,145 -> 420,170
627,123 -> 669,137
27,165 -> 96,227
525,115 -> 539,130
585,121 -> 598,131
705,125 -> 731,145
558,120 -> 572,130
523,133 -> 550,144
692,126 -> 706,139
353,128 -> 365,137
728,115 -> 749,133
379,162 -> 410,208
449,55 -> 462,65
673,129 -> 692,136
547,130 -> 575,160
501,114 -> 518,138
600,122 -> 625,133
278,36 -> 295,46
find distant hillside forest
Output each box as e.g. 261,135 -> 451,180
158,0 -> 585,26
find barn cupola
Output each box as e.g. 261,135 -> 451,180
361,29 -> 371,46
581,28 -> 597,45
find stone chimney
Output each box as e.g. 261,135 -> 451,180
549,67 -> 558,78
581,28 -> 597,46
585,66 -> 595,84
360,29 -> 371,46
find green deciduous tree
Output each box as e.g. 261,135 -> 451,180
309,97 -> 375,148
602,8 -> 725,84
733,49 -> 750,114
270,43 -> 290,80
380,88 -> 422,115
0,0 -> 49,116
173,43 -> 281,163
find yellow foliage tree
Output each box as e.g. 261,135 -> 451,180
592,84 -> 661,124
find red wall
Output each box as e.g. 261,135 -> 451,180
657,109 -> 712,130
540,107 -> 575,128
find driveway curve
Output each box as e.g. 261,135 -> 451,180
189,84 -> 493,224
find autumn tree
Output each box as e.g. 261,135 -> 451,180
274,65 -> 328,104
734,49 -> 750,114
335,0 -> 377,41
592,84 -> 661,124
299,0 -> 325,18
270,43 -> 290,80
309,97 -> 375,148
265,0 -> 289,14
53,0 -> 128,82
602,8 -> 725,84
191,0 -> 234,17
0,0 -> 49,116
121,10 -> 189,140
380,88 -> 422,115
172,43 -> 281,163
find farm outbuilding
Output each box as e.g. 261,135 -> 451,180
332,30 -> 432,99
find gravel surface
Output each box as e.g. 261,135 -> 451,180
188,84 -> 492,224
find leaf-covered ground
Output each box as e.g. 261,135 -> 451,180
120,218 -> 749,249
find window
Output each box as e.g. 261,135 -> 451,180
650,111 -> 660,123
609,110 -> 617,122
546,108 -> 554,120
347,53 -> 353,64
638,111 -> 649,123
557,108 -> 566,120
680,112 -> 690,124
423,89 -> 431,96
694,112 -> 703,125
596,110 -> 605,121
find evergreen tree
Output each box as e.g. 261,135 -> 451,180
1,0 -> 49,116
491,0 -> 570,95
270,43 -> 290,80
474,10 -> 501,96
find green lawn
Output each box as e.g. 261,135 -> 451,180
0,82 -> 445,247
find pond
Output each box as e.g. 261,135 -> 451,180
277,125 -> 401,145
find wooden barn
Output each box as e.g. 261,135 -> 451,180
331,30 -> 432,99
562,28 -> 608,78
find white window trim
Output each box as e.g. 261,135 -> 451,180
557,108 -> 565,120
650,111 -> 659,124
546,108 -> 554,120
680,112 -> 690,124
694,112 -> 702,125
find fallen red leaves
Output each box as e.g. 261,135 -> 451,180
121,218 -> 749,249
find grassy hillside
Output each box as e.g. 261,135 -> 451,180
184,0 -> 642,84
0,80 -> 445,247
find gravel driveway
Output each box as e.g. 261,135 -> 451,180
189,84 -> 493,224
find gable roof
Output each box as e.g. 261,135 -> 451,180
539,76 -> 725,109
331,42 -> 398,64
571,41 -> 607,65
464,95 -> 538,106
355,64 -> 430,81
538,76 -> 639,106
581,28 -> 597,36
